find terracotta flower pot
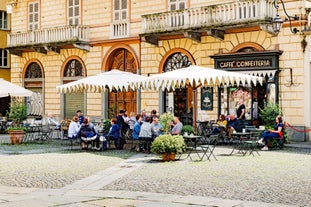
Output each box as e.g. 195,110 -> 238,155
8,130 -> 25,145
162,153 -> 176,161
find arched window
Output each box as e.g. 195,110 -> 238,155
163,52 -> 193,125
24,62 -> 44,116
25,62 -> 42,78
164,52 -> 191,72
62,58 -> 85,119
64,59 -> 84,77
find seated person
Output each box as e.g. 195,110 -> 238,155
151,116 -> 163,138
68,116 -> 81,139
106,118 -> 122,149
47,112 -> 61,129
258,115 -> 284,151
170,116 -> 183,135
78,117 -> 101,150
139,116 -> 154,152
132,114 -> 142,140
76,110 -> 84,125
212,114 -> 228,135
227,114 -> 240,138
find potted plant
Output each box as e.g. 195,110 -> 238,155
259,102 -> 282,129
181,125 -> 194,135
6,101 -> 27,145
259,102 -> 287,146
151,134 -> 186,161
159,112 -> 174,134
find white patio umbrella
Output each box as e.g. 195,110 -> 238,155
0,78 -> 33,97
56,69 -> 147,93
56,69 -> 147,116
133,65 -> 263,131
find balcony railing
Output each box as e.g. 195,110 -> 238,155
110,21 -> 130,38
142,0 -> 276,34
8,25 -> 89,47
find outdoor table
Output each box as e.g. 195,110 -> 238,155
230,132 -> 252,156
183,134 -> 203,160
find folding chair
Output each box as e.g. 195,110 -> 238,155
199,135 -> 218,161
35,125 -> 53,142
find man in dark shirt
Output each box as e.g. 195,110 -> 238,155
237,99 -> 246,120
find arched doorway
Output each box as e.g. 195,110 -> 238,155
24,61 -> 44,117
163,52 -> 193,125
62,58 -> 86,119
106,48 -> 138,118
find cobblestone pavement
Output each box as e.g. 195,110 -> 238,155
0,152 -> 129,188
0,145 -> 310,206
103,147 -> 311,207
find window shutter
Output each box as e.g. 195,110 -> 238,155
28,1 -> 39,30
113,0 -> 127,21
68,0 -> 80,25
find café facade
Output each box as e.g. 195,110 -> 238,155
6,0 -> 311,141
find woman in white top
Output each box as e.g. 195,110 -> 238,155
68,116 -> 81,139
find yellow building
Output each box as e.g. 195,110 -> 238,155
0,0 -> 10,116
7,0 -> 311,141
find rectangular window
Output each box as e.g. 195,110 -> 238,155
0,49 -> 8,67
0,11 -> 8,29
68,0 -> 80,25
113,0 -> 127,21
28,1 -> 40,30
169,0 -> 186,11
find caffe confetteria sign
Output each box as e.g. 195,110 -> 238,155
218,59 -> 272,69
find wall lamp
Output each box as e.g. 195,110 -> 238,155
272,0 -> 299,34
6,0 -> 18,14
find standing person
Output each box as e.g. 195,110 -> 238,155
117,110 -> 129,133
170,116 -> 183,135
78,117 -> 101,150
68,116 -> 81,139
237,99 -> 246,120
258,116 -> 284,151
76,110 -> 84,125
149,109 -> 157,123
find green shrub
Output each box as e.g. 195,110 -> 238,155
181,125 -> 194,135
159,113 -> 174,134
259,102 -> 282,129
151,134 -> 186,154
